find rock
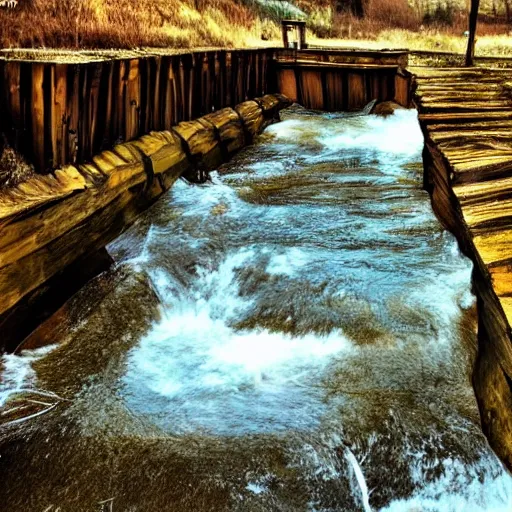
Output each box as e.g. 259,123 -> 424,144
371,101 -> 406,117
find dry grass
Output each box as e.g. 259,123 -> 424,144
0,136 -> 34,188
308,27 -> 512,57
0,0 -> 511,57
0,0 -> 279,49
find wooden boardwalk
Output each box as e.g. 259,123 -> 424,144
414,66 -> 512,327
413,65 -> 512,467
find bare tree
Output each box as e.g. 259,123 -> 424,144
465,0 -> 480,66
504,0 -> 511,23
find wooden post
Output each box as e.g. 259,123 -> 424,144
4,62 -> 22,150
281,20 -> 307,49
67,65 -> 80,164
164,57 -> 175,129
0,49 -> 281,172
116,61 -> 127,143
31,63 -> 46,172
52,64 -> 68,167
299,23 -> 307,49
102,61 -> 114,151
88,63 -> 103,157
465,0 -> 480,66
282,24 -> 289,48
125,59 -> 140,141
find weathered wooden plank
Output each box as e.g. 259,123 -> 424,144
277,68 -> 297,103
277,61 -> 399,71
415,64 -> 512,472
203,107 -> 244,156
51,64 -> 68,167
324,71 -> 344,111
87,62 -> 103,159
473,229 -> 512,266
125,59 -> 141,141
394,73 -> 410,107
235,100 -> 265,141
347,72 -> 366,110
431,129 -> 512,143
0,166 -> 88,224
461,197 -> 512,229
0,163 -> 145,269
0,93 -> 290,322
115,60 -> 127,143
3,61 -> 22,149
454,174 -> 512,204
173,118 -> 222,171
489,264 -> 512,296
0,49 -> 290,174
419,111 -> 512,124
298,70 -> 324,110
31,63 -> 46,171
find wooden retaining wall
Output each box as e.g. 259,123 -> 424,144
413,65 -> 512,469
0,94 -> 291,349
0,49 -> 276,173
0,47 -> 414,347
0,49 -> 411,173
275,48 -> 411,111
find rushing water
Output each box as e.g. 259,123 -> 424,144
1,106 -> 512,512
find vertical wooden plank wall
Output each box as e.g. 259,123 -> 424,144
0,49 -> 276,173
277,66 -> 407,112
274,48 -> 410,112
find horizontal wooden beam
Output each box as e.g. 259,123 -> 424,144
0,94 -> 292,338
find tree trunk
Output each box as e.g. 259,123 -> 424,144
465,0 -> 480,66
505,0 -> 511,23
353,0 -> 365,17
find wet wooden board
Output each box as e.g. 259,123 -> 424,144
414,65 -> 512,295
274,50 -> 411,112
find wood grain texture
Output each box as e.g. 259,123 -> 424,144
1,49 -> 277,173
0,94 -> 291,326
415,65 -> 512,469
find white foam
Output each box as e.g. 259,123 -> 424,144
382,454 -> 512,512
319,110 -> 423,156
122,249 -> 353,433
0,345 -> 56,407
344,445 -> 373,512
407,242 -> 475,333
265,247 -> 310,276
246,482 -> 267,495
265,118 -> 305,140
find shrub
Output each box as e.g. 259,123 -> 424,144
308,6 -> 334,38
244,0 -> 306,21
423,1 -> 457,26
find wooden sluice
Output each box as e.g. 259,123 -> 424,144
0,93 -> 291,348
413,65 -> 512,468
3,45 -> 512,471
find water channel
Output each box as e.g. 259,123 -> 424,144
1,106 -> 512,511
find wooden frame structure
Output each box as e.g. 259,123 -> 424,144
466,0 -> 480,65
281,20 -> 307,50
